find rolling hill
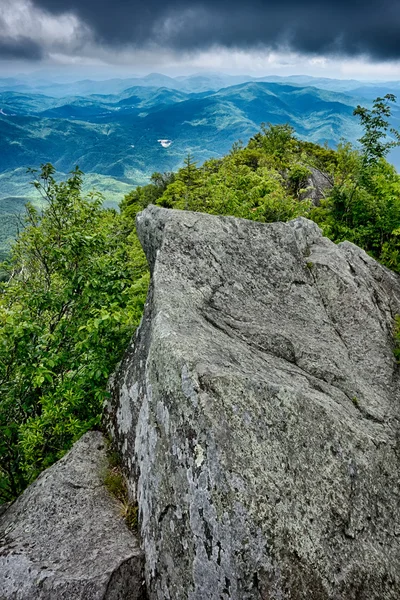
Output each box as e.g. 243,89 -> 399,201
0,81 -> 364,179
1,75 -> 399,257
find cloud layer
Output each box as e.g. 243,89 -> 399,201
1,0 -> 400,65
0,0 -> 89,61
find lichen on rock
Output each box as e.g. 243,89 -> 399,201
107,205 -> 400,599
0,431 -> 146,600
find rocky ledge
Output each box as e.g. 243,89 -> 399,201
2,206 -> 400,600
0,431 -> 145,600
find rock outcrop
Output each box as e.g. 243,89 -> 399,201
301,166 -> 333,205
107,205 -> 400,599
0,431 -> 145,600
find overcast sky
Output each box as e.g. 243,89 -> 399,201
1,0 -> 400,79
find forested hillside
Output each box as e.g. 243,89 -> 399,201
1,95 -> 399,502
1,79 -> 374,261
124,97 -> 400,273
0,81 -> 362,190
2,76 -> 400,262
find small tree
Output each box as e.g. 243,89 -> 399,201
354,94 -> 400,165
180,153 -> 198,188
178,153 -> 199,209
259,123 -> 296,166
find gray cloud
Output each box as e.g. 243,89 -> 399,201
1,0 -> 400,61
32,0 -> 400,59
0,0 -> 89,61
0,37 -> 43,60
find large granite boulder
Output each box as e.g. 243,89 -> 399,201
0,431 -> 145,600
107,205 -> 400,599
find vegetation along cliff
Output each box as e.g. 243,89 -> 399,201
1,94 -> 400,502
0,93 -> 400,597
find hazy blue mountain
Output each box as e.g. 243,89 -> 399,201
346,83 -> 400,101
2,72 -> 400,98
1,81 -> 363,182
0,91 -> 58,115
1,74 -> 400,257
1,77 -> 399,218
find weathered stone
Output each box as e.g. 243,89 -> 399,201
301,166 -> 333,205
0,431 -> 145,600
107,205 -> 400,599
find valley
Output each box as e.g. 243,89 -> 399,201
0,73 -> 399,258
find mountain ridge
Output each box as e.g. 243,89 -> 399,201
0,76 -> 399,261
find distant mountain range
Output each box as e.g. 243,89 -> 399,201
1,73 -> 400,257
2,71 -> 400,98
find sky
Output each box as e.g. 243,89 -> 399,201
0,0 -> 400,80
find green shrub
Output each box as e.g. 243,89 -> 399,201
0,165 -> 148,501
311,96 -> 400,273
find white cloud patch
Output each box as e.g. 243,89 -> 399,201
158,47 -> 400,81
0,0 -> 90,56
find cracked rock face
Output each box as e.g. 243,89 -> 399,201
0,432 -> 145,600
301,167 -> 333,206
107,205 -> 400,599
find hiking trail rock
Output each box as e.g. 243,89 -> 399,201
0,431 -> 145,600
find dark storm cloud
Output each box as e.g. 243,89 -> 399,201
5,0 -> 400,60
0,37 -> 44,60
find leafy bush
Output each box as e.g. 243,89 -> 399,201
287,164 -> 312,197
311,95 -> 400,272
0,165 -> 148,501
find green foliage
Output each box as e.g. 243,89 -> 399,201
4,96 -> 400,504
354,94 -> 400,165
0,165 -> 148,501
287,164 -> 312,197
104,469 -> 126,502
250,123 -> 297,168
154,124 -> 312,222
312,97 -> 400,273
179,153 -> 199,189
296,140 -> 338,173
120,171 -> 175,220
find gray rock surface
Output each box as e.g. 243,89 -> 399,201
107,205 -> 400,599
301,166 -> 333,205
0,431 -> 145,600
